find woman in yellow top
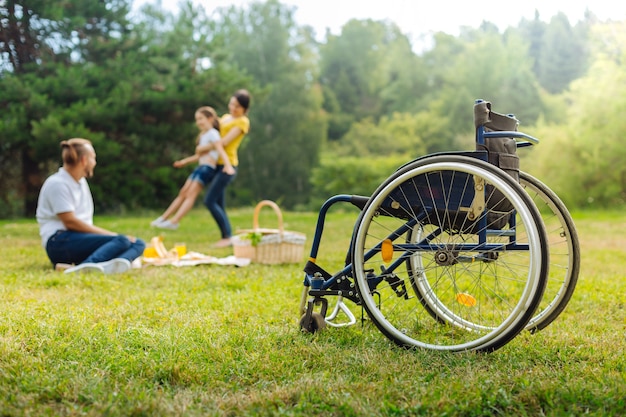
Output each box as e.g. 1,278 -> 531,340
196,89 -> 251,248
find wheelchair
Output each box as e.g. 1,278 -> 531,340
298,100 -> 580,352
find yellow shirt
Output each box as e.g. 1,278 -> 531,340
219,114 -> 250,166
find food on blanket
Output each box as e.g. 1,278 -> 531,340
150,236 -> 169,258
143,246 -> 158,258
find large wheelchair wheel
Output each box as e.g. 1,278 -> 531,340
519,172 -> 580,332
351,155 -> 549,352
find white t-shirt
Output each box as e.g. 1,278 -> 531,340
198,128 -> 221,166
36,168 -> 94,247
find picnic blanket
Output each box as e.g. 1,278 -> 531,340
141,237 -> 250,267
142,251 -> 250,267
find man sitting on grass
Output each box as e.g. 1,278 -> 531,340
36,138 -> 145,274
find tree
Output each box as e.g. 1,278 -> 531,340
0,0 -> 251,216
536,13 -> 589,94
332,113 -> 427,158
524,20 -> 626,208
210,0 -> 325,208
0,0 -> 134,216
420,27 -> 545,138
319,19 -> 425,140
378,28 -> 429,116
517,10 -> 547,78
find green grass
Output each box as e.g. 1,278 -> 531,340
1,207 -> 625,416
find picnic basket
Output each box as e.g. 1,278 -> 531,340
232,200 -> 306,264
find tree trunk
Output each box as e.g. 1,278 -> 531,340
21,148 -> 42,217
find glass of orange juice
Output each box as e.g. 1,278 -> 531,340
174,242 -> 187,257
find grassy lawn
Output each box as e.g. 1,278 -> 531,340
0,206 -> 625,416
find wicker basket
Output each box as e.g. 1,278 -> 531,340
232,200 -> 306,264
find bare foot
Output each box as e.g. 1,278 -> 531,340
212,238 -> 232,248
55,263 -> 73,272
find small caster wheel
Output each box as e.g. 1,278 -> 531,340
299,312 -> 327,333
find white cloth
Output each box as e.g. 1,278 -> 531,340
36,168 -> 94,247
198,128 -> 221,166
142,252 -> 251,267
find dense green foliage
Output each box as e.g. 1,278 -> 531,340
521,21 -> 626,208
0,1 -> 247,217
1,0 -> 625,218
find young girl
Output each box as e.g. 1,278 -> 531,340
151,106 -> 235,230
197,89 -> 251,247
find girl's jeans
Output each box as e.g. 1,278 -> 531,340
203,166 -> 237,239
46,230 -> 145,266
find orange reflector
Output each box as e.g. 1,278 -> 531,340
456,293 -> 477,307
381,239 -> 393,263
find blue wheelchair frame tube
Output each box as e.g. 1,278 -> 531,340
307,194 -> 354,261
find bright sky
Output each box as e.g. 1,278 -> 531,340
134,0 -> 626,49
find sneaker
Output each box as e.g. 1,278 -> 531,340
212,238 -> 232,248
64,263 -> 104,274
157,220 -> 179,230
98,258 -> 131,274
150,217 -> 165,227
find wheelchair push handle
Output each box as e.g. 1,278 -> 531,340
474,99 -> 539,146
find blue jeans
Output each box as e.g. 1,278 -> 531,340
46,230 -> 145,266
189,165 -> 216,187
203,166 -> 237,238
